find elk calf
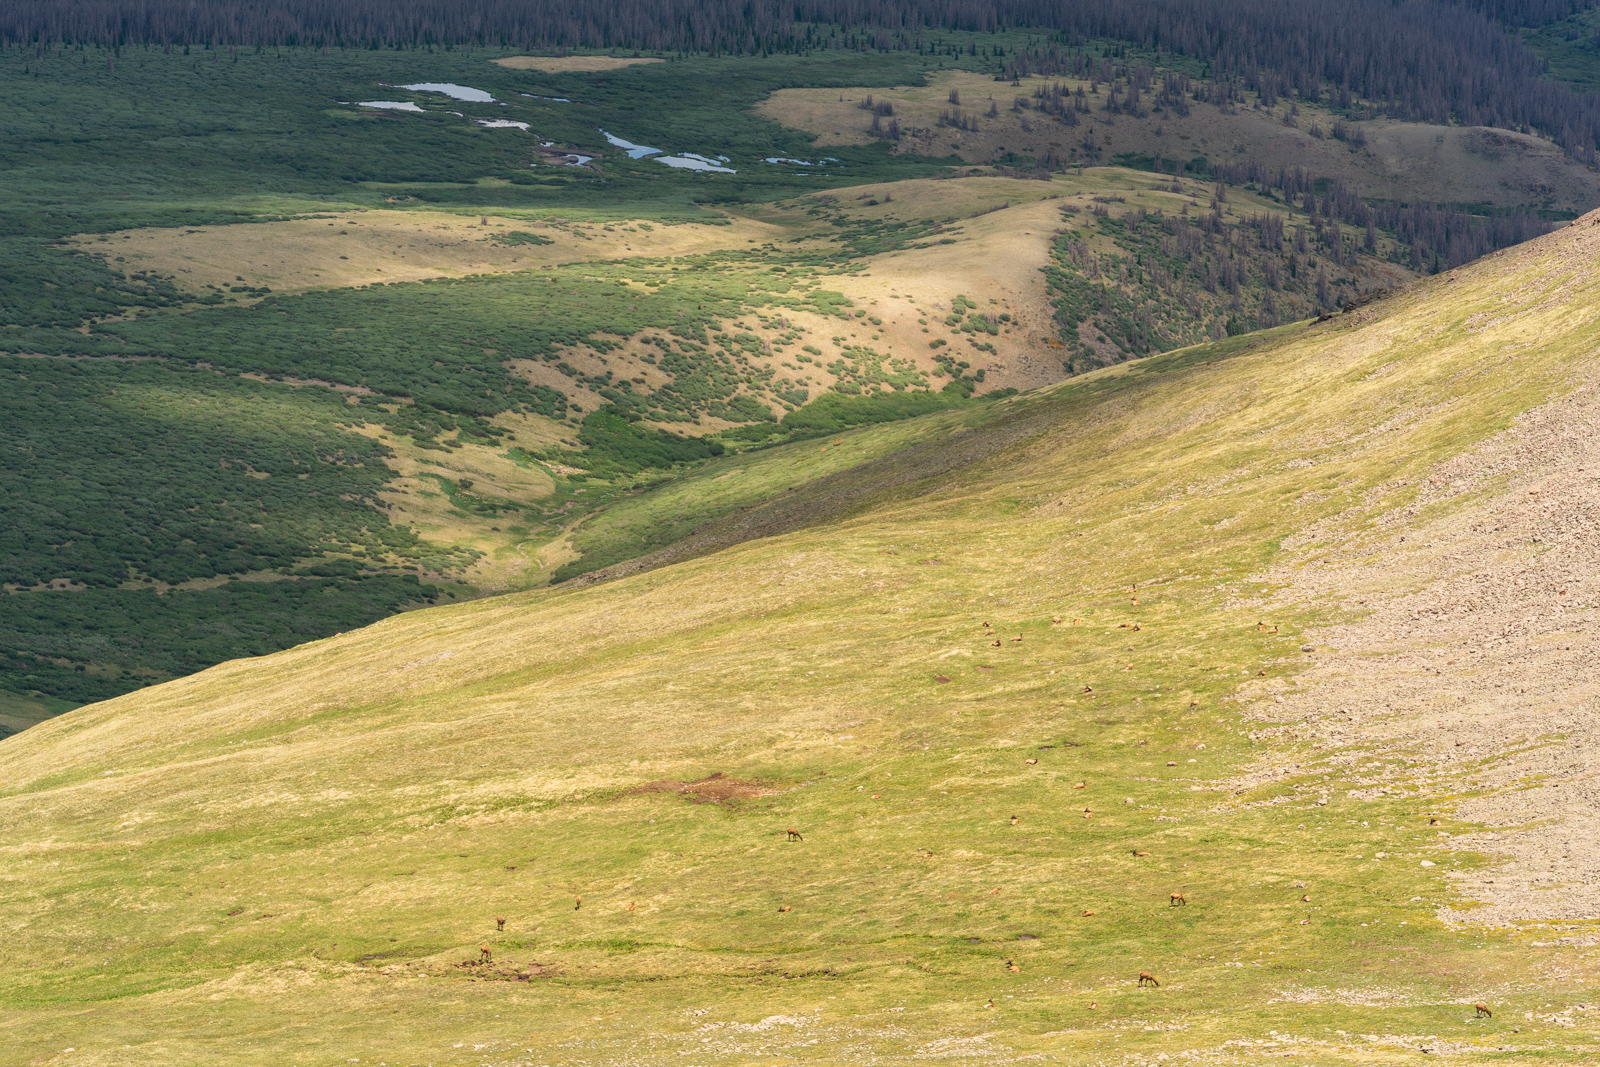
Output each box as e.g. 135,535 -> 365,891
786,828 -> 804,841
1170,891 -> 1186,906
1476,1002 -> 1492,1018
496,916 -> 506,931
1138,971 -> 1160,987
479,946 -> 492,961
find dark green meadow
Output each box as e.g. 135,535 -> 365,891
0,41 -> 981,704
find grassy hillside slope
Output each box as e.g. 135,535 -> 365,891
5,213 -> 1600,1062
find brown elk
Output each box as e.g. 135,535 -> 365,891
778,905 -> 792,913
786,828 -> 804,841
1300,894 -> 1311,903
1082,909 -> 1096,916
1025,758 -> 1038,765
990,639 -> 1002,647
1170,891 -> 1186,906
1009,815 -> 1019,825
495,916 -> 506,931
1006,958 -> 1021,973
1133,850 -> 1150,857
479,946 -> 492,961
1052,616 -> 1063,623
1138,971 -> 1160,987
626,902 -> 636,912
574,896 -> 582,910
1475,1002 -> 1492,1018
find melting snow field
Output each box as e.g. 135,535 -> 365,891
397,82 -> 497,103
478,119 -> 531,131
356,101 -> 424,112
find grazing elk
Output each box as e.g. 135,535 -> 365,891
1138,971 -> 1160,987
1476,1002 -> 1493,1018
1170,891 -> 1186,906
786,828 -> 804,841
479,946 -> 492,962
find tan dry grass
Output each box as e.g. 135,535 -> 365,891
756,70 -> 1599,212
348,413 -> 570,591
492,55 -> 663,72
71,209 -> 784,296
755,173 -> 1407,395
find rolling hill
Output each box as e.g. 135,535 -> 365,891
1,35 -> 1583,711
4,203 -> 1600,1064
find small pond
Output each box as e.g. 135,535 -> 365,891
657,153 -> 736,173
599,129 -> 661,158
397,82 -> 497,103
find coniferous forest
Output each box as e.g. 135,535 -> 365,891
5,0 -> 1600,159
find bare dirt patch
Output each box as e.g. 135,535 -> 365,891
71,210 -> 783,296
628,772 -> 777,803
493,56 -> 663,72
